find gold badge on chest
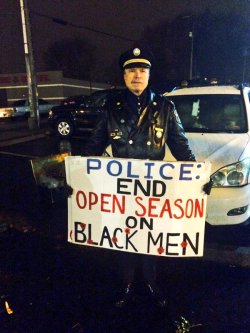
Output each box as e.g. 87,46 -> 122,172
110,129 -> 123,139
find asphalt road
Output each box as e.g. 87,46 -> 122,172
0,121 -> 249,332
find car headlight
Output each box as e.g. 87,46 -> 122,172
211,158 -> 250,187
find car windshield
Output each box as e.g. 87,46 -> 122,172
169,94 -> 247,133
38,99 -> 48,105
12,100 -> 26,107
84,91 -> 108,107
62,95 -> 86,105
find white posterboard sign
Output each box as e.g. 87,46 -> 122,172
66,156 -> 211,257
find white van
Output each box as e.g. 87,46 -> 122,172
165,84 -> 250,226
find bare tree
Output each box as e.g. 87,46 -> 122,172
139,10 -> 249,85
43,36 -> 95,80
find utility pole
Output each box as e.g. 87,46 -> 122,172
19,0 -> 39,129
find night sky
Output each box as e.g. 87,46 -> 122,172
0,0 -> 249,82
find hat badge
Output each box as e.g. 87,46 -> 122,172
133,48 -> 141,56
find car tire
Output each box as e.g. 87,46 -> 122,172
56,119 -> 74,138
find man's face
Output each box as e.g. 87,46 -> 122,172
123,67 -> 150,95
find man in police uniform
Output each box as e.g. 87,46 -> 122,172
82,46 -> 196,307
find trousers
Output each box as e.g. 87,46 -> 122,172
119,251 -> 157,286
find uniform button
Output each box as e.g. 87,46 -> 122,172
153,102 -> 157,105
116,102 -> 121,106
156,131 -> 163,138
147,141 -> 151,145
120,119 -> 125,123
129,140 -> 133,144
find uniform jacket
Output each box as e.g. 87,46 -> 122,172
82,88 -> 195,161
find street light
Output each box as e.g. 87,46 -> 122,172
189,31 -> 194,80
19,0 -> 39,129
181,15 -> 195,81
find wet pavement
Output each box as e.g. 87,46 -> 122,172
0,214 -> 249,333
0,122 -> 249,332
0,202 -> 249,333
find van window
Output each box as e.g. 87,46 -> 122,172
169,94 -> 247,133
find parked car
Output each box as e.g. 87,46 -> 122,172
0,98 -> 58,119
0,107 -> 15,119
48,89 -> 113,138
165,83 -> 250,226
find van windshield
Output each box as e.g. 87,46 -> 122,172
169,94 -> 247,133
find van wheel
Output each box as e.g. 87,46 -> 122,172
56,119 -> 74,138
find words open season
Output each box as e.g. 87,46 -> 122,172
65,156 -> 211,257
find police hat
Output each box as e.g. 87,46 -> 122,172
119,47 -> 153,70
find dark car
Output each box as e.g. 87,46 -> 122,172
48,90 -> 112,138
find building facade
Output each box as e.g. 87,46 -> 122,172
0,71 -> 113,106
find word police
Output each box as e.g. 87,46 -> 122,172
86,158 -> 202,181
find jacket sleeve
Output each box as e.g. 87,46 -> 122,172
81,110 -> 109,156
166,102 -> 196,161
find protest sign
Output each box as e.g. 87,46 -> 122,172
66,156 -> 211,257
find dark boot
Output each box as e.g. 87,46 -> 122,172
115,283 -> 134,308
147,283 -> 167,308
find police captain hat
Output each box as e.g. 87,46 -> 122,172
119,47 -> 153,69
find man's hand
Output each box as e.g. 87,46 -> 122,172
203,178 -> 213,195
64,183 -> 73,197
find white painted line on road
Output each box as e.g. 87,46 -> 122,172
0,150 -> 37,159
0,133 -> 45,148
